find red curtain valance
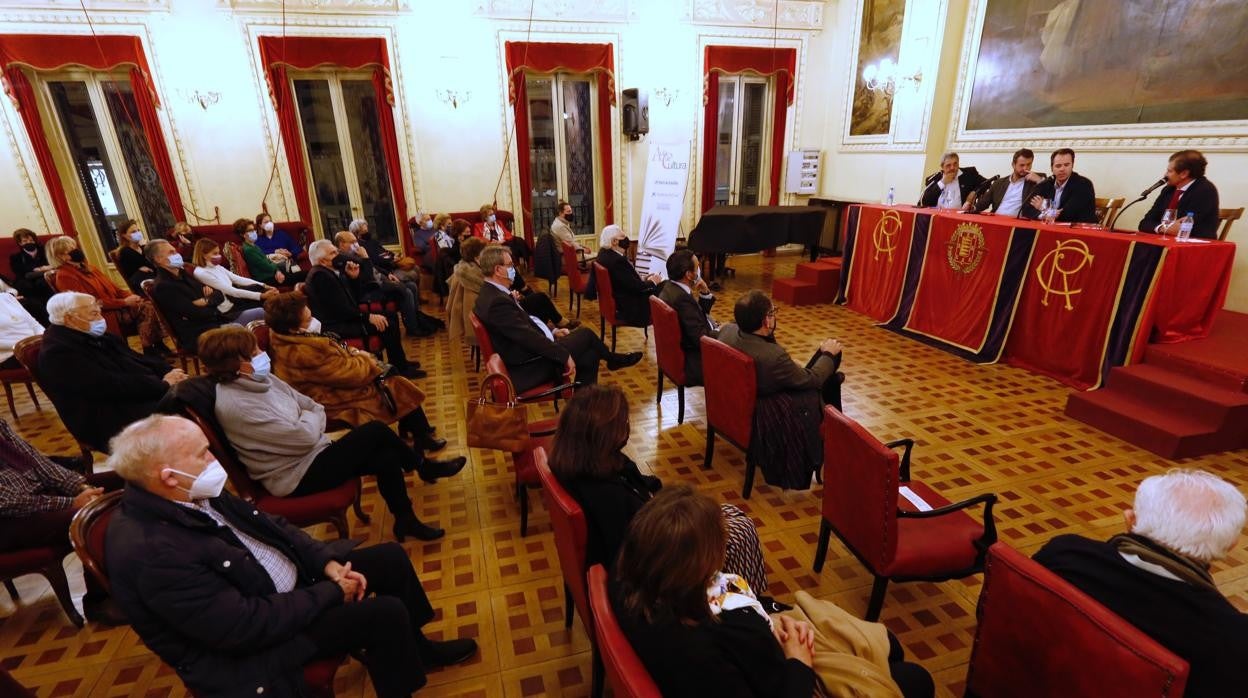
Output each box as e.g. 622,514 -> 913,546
702,46 -> 796,106
0,34 -> 182,236
504,41 -> 616,239
257,36 -> 408,250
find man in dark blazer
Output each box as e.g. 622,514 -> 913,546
972,148 -> 1046,217
145,240 -> 239,350
1139,149 -> 1222,239
918,152 -> 986,209
1021,148 -> 1098,223
656,249 -> 717,386
105,414 -> 476,698
473,245 -> 639,393
597,225 -> 661,327
39,291 -> 187,452
303,240 -> 423,378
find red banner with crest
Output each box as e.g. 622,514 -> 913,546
843,206 -> 917,322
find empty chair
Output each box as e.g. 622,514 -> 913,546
479,367 -> 558,536
1095,196 -> 1125,227
700,336 -> 759,498
1217,207 -> 1243,241
561,241 -> 589,317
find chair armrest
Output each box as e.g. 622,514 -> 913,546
518,381 -> 582,402
898,492 -> 998,548
885,438 -> 915,481
528,423 -> 558,438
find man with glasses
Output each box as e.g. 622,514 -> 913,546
38,292 -> 187,452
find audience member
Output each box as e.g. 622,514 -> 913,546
656,249 -> 716,385
972,148 -> 1045,217
113,219 -> 155,293
0,285 -> 42,368
105,414 -> 477,697
146,239 -> 264,350
596,225 -> 660,326
549,385 -> 769,593
1022,148 -> 1098,223
264,292 -> 444,451
473,204 -> 529,268
409,212 -> 436,257
1034,469 -> 1246,697
0,418 -> 125,624
447,237 -> 487,348
1139,149 -> 1222,239
353,218 -> 418,287
198,326 -> 463,541
613,486 -> 933,698
432,219 -> 470,298
718,290 -> 844,489
235,217 -> 288,285
39,292 -> 187,452
47,236 -> 168,355
191,238 -> 277,317
473,246 -> 639,392
549,200 -> 587,252
254,211 -> 304,259
304,240 -> 423,378
8,228 -> 53,314
333,229 -> 440,337
168,221 -> 195,258
919,152 -> 980,209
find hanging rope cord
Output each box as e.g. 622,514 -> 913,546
490,0 -> 538,217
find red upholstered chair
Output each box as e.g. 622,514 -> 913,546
813,406 -> 997,621
700,336 -> 760,498
469,312 -> 494,373
533,451 -> 590,636
140,279 -> 200,374
14,336 -> 94,470
248,320 -> 273,357
0,539 -> 84,627
69,491 -> 345,698
481,370 -> 558,536
484,353 -> 576,411
0,361 -> 40,421
561,242 -> 589,317
593,262 -> 647,353
587,565 -> 662,698
965,543 -> 1189,698
648,296 -> 688,424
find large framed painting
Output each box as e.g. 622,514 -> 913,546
847,0 -> 907,138
951,0 -> 1248,149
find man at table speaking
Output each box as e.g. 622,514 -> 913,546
1138,149 -> 1221,239
1021,148 -> 1099,224
972,148 -> 1046,217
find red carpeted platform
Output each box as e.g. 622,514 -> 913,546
1065,310 -> 1248,459
772,257 -> 842,306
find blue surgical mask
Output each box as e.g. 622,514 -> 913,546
88,318 -> 108,337
246,231 -> 258,242
506,266 -> 516,282
167,253 -> 185,269
249,352 -> 271,378
423,219 -> 434,230
129,231 -> 143,243
487,214 -> 497,223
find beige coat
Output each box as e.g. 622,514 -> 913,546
447,260 -> 484,347
270,330 -> 424,427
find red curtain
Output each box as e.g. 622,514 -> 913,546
700,46 -> 796,212
504,41 -> 616,242
0,34 -> 182,235
256,36 -> 409,250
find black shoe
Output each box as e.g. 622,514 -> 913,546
606,351 -> 643,370
84,596 -> 129,627
419,436 -> 447,452
406,326 -> 434,338
418,637 -> 479,668
418,455 -> 467,483
424,425 -> 437,436
399,365 -> 427,379
393,516 -> 444,542
143,343 -> 172,358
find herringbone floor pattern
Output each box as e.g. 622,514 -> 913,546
2,251 -> 1245,697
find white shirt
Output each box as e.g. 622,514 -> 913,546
1053,179 -> 1068,209
193,264 -> 264,314
936,180 -> 962,210
487,279 -> 554,341
997,177 -> 1027,217
0,294 -> 42,364
178,499 -> 298,593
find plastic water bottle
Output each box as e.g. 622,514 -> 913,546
1177,212 -> 1194,241
886,187 -> 895,207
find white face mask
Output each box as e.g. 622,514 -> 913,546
249,352 -> 271,378
129,231 -> 143,243
306,317 -> 322,334
168,460 -> 228,500
263,221 -> 275,233
350,242 -> 360,253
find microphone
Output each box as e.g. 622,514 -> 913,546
1139,178 -> 1167,198
976,174 -> 1000,193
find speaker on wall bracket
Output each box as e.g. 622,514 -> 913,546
622,88 -> 649,141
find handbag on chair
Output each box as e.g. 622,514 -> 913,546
466,372 -> 531,451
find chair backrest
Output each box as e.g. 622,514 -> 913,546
1094,196 -> 1125,227
68,489 -> 123,594
699,336 -> 756,448
820,406 -> 898,572
593,262 -> 616,324
181,403 -> 264,502
42,269 -> 59,292
140,279 -> 187,351
223,242 -> 252,278
966,543 -> 1189,698
1218,207 -> 1243,241
469,312 -> 495,360
13,335 -> 43,382
248,320 -> 272,357
534,449 -> 592,636
562,242 -> 586,292
587,564 -> 663,698
649,296 -> 686,385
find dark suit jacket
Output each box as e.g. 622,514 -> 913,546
304,265 -> 369,338
657,281 -> 715,385
108,485 -> 347,697
1139,177 -> 1221,240
560,457 -> 660,571
474,281 -> 569,391
38,324 -> 171,452
973,175 -> 1045,215
716,324 -> 837,398
597,248 -> 657,326
148,267 -> 228,350
1021,172 -> 1098,223
919,167 -> 986,207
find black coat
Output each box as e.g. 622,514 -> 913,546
149,267 -> 228,350
657,281 -> 716,385
359,237 -> 397,273
1138,177 -> 1221,240
1021,172 -> 1098,223
107,485 -> 351,697
561,458 -> 659,571
919,167 -> 986,207
38,324 -> 171,452
532,232 -> 563,284
304,265 -> 368,338
8,246 -> 48,282
597,247 -> 657,327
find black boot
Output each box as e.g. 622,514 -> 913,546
416,634 -> 478,668
393,512 -> 444,542
417,456 -> 467,484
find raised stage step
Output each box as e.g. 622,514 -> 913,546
1104,364 -> 1248,427
794,261 -> 841,303
1064,388 -> 1241,460
772,277 -> 821,306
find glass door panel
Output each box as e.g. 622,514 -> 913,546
714,79 -> 736,207
48,81 -> 131,251
560,78 -> 594,236
739,81 -> 767,206
525,77 -> 558,233
293,79 -> 353,236
341,79 -> 398,245
102,81 -> 175,235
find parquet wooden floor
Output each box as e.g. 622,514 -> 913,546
2,251 -> 1246,697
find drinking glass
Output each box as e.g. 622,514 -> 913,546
1156,208 -> 1176,235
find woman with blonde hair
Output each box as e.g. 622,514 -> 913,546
472,203 -> 530,269
190,238 -> 277,316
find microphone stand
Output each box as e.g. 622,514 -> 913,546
1109,195 -> 1148,231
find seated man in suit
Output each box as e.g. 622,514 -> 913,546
1021,148 -> 1098,223
972,148 -> 1046,217
39,292 -> 188,452
919,152 -> 984,209
303,240 -> 423,379
145,240 -> 265,350
596,225 -> 661,327
1034,469 -> 1246,698
473,244 -> 639,393
105,414 -> 477,698
656,249 -> 717,386
334,229 -> 440,338
1139,149 -> 1222,239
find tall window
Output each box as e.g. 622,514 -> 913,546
42,72 -> 175,253
291,72 -> 399,245
713,75 -> 771,207
525,73 -> 599,237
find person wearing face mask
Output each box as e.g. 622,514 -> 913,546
472,203 -> 530,270
198,326 -> 464,541
38,292 -> 187,453
169,221 -> 195,258
8,228 -> 54,313
46,235 -> 170,356
409,212 -> 437,256
112,219 -> 157,293
549,200 -> 589,253
191,238 -> 278,315
656,249 -> 718,386
595,225 -> 662,327
253,211 -> 304,259
333,230 -> 441,338
146,240 -> 265,352
104,414 -> 478,698
717,290 -> 844,490
233,217 -> 288,285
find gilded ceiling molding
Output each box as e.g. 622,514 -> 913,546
686,0 -> 824,31
219,0 -> 409,14
474,0 -> 632,22
0,0 -> 170,11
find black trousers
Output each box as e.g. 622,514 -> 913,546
887,631 -> 935,698
519,290 -> 563,325
337,310 -> 412,370
806,350 -> 844,412
301,542 -> 436,697
291,422 -> 418,519
509,326 -> 610,393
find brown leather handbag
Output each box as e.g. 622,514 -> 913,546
466,372 -> 531,451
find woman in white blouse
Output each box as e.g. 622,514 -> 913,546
0,281 -> 43,367
190,238 -> 277,317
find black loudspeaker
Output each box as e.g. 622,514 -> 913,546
621,88 -> 649,140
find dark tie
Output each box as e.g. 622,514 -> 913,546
490,227 -> 498,241
1166,187 -> 1183,211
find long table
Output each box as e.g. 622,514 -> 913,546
836,205 -> 1236,390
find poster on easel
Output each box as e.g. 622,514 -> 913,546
634,140 -> 690,279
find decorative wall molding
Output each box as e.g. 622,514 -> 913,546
474,0 -> 633,23
686,0 -> 824,31
0,0 -> 170,12
219,0 -> 408,14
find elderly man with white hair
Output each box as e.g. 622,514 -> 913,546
38,291 -> 186,452
594,224 -> 662,327
1034,469 -> 1247,697
334,228 -> 440,338
105,414 -> 476,698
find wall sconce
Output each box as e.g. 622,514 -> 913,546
181,89 -> 220,110
861,58 -> 922,95
436,88 -> 471,109
654,87 -> 679,107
